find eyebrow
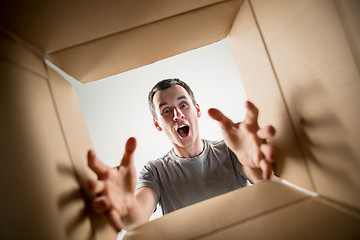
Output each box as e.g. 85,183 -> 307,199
158,95 -> 188,108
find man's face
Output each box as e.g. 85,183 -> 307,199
153,85 -> 201,150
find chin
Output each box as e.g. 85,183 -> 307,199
178,137 -> 195,147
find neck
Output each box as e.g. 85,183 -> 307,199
173,139 -> 204,158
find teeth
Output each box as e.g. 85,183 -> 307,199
178,124 -> 187,129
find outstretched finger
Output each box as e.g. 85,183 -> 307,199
208,108 -> 234,130
257,125 -> 276,139
260,144 -> 276,163
88,149 -> 109,179
91,195 -> 111,213
244,101 -> 259,125
84,178 -> 105,195
108,209 -> 123,232
259,159 -> 272,180
120,137 -> 137,167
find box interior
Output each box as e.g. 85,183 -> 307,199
1,0 -> 359,239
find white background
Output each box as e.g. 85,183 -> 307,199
56,38 -> 247,239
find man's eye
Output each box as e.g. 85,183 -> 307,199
179,102 -> 188,108
162,108 -> 170,115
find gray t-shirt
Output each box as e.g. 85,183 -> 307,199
136,139 -> 249,215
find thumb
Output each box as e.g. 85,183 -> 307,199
120,137 -> 137,167
208,108 -> 234,130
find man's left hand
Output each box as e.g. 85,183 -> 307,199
208,101 -> 276,181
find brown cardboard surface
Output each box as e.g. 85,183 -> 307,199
197,197 -> 360,240
335,0 -> 360,71
0,31 -> 46,77
47,0 -> 241,83
46,66 -> 118,239
252,0 -> 360,211
228,1 -> 315,191
46,66 -> 93,184
0,58 -> 92,239
124,181 -> 310,240
0,0 -> 228,53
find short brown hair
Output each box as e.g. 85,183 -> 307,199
148,78 -> 197,119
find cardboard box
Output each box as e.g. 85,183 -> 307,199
0,0 -> 359,239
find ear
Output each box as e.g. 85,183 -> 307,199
153,119 -> 163,131
196,104 -> 201,118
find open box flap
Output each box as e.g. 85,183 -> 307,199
0,39 -> 93,239
124,181 -> 310,240
47,66 -> 118,239
124,181 -> 360,239
47,0 -> 241,83
0,0 -> 231,54
0,0 -> 242,83
0,33 -> 117,239
251,0 -> 360,211
228,0 -> 315,192
194,195 -> 360,240
229,0 -> 360,211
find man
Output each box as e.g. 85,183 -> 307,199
84,79 -> 276,232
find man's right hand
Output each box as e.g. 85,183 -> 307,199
84,137 -> 138,232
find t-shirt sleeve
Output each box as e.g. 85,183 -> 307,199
136,162 -> 161,203
227,147 -> 253,184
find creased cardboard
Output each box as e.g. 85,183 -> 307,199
0,31 -> 46,77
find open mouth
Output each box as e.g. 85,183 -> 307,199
177,125 -> 190,138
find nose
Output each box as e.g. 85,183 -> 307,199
173,107 -> 184,121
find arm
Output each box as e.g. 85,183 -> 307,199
84,137 -> 157,231
208,101 -> 276,183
